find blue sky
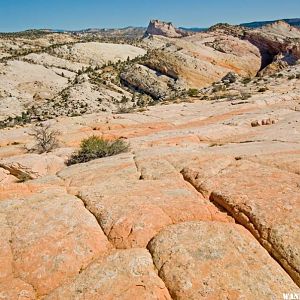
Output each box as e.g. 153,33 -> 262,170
0,0 -> 299,32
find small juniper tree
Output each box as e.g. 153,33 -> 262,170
30,123 -> 60,153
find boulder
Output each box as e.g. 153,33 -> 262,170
0,189 -> 111,296
148,221 -> 299,299
0,153 -> 65,180
46,249 -> 172,300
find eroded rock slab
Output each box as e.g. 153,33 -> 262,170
46,248 -> 171,300
0,189 -> 112,296
148,221 -> 300,299
0,278 -> 36,300
57,153 -> 139,191
183,160 -> 300,286
79,178 -> 231,249
0,153 -> 65,180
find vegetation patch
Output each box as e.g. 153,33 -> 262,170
30,123 -> 60,153
67,135 -> 130,165
187,88 -> 199,97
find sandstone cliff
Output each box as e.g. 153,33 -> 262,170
245,20 -> 300,69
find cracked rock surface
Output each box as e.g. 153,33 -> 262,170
1,59 -> 300,298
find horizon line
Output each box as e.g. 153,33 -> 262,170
0,16 -> 299,33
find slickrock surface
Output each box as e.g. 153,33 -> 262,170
46,249 -> 172,300
122,20 -> 300,98
53,42 -> 146,66
183,160 -> 300,286
148,221 -> 299,299
1,25 -> 300,299
0,153 -> 65,179
79,179 -> 231,249
2,20 -> 300,121
132,33 -> 262,92
0,189 -> 112,296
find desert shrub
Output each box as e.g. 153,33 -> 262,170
187,88 -> 199,97
242,77 -> 251,84
241,92 -> 251,100
30,123 -> 60,153
67,135 -> 129,165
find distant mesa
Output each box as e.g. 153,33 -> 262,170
241,18 -> 300,29
144,19 -> 192,38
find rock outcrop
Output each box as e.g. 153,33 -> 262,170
182,159 -> 300,286
245,20 -> 300,70
148,221 -> 299,299
0,153 -> 65,180
133,32 -> 262,93
145,19 -> 190,38
120,63 -> 186,100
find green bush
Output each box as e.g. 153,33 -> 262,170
242,77 -> 251,84
67,135 -> 129,165
187,88 -> 199,97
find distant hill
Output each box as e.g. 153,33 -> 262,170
241,18 -> 300,28
178,27 -> 207,32
178,18 -> 300,33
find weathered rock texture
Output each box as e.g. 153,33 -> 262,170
245,20 -> 300,69
1,23 -> 300,299
0,190 -> 112,296
46,249 -> 172,299
140,33 -> 262,89
148,221 -> 299,299
79,178 -> 231,249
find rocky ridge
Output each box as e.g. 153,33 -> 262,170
121,20 -> 300,100
1,20 -> 300,125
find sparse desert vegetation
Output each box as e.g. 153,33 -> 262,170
67,135 -> 129,165
30,123 -> 60,153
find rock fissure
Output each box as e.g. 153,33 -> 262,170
74,193 -> 112,243
211,191 -> 300,287
181,167 -> 300,287
132,154 -> 142,180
